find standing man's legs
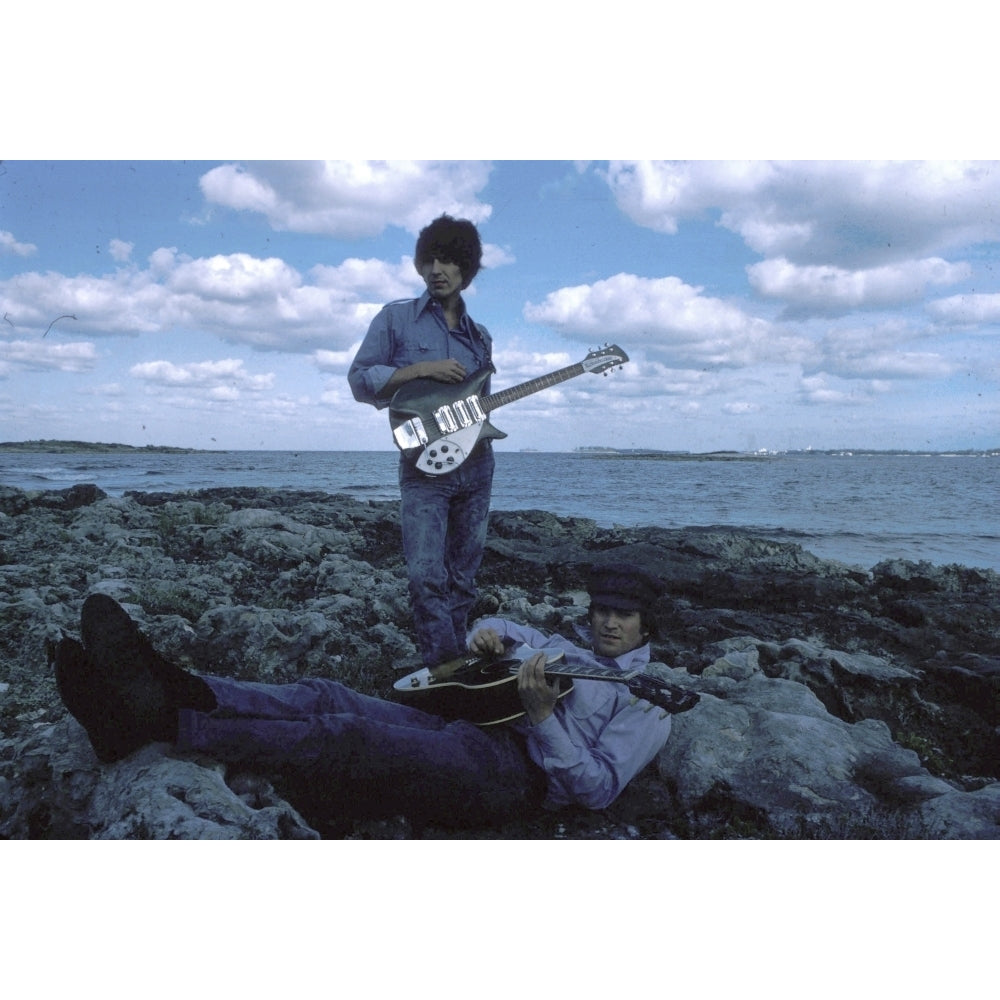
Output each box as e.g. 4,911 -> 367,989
445,448 -> 494,643
399,449 -> 493,666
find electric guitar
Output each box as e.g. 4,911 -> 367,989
393,644 -> 700,726
389,344 -> 629,475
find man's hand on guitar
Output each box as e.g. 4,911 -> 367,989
517,651 -> 560,726
379,360 -> 469,400
418,359 -> 468,384
468,627 -> 505,657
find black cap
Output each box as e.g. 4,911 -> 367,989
586,562 -> 664,613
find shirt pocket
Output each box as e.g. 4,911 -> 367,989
393,339 -> 433,367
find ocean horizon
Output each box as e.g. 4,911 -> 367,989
2,446 -> 998,573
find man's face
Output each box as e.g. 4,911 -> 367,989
590,604 -> 648,659
419,254 -> 464,302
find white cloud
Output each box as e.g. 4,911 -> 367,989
199,161 -> 494,237
0,230 -> 37,257
129,358 -> 274,392
926,291 -> 1000,326
722,400 -> 760,415
0,248 -> 419,352
748,256 -> 970,315
314,345 -> 362,373
0,338 -> 97,374
109,239 -> 134,263
483,243 -> 516,269
798,373 -> 890,406
524,272 -> 812,368
310,256 -> 421,301
604,160 -> 1000,268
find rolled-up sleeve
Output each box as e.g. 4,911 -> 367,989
348,307 -> 397,409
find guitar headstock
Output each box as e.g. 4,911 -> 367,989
625,675 -> 700,716
581,344 -> 629,375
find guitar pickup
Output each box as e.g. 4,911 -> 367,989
432,405 -> 459,434
393,417 -> 428,449
452,399 -> 474,427
466,395 -> 485,422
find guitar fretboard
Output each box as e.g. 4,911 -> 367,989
481,363 -> 586,412
507,653 -> 638,683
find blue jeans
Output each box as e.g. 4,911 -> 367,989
176,675 -> 545,828
398,446 -> 494,666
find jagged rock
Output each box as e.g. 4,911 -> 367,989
0,484 -> 997,839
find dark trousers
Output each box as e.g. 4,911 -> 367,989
398,447 -> 494,667
176,674 -> 546,829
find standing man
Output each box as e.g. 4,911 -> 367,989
348,215 -> 494,668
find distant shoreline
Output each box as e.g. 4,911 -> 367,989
1,439 -> 997,459
0,440 -> 222,455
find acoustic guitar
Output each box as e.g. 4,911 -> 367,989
393,644 -> 700,726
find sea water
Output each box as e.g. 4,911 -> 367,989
1,449 -> 997,573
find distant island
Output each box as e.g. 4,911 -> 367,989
574,446 -> 1000,459
0,440 -> 219,454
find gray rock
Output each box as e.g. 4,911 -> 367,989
0,483 -> 997,839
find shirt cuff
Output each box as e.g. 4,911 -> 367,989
527,712 -> 583,770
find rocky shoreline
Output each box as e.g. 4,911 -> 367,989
1,482 -> 997,839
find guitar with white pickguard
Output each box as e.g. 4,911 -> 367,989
388,344 -> 629,475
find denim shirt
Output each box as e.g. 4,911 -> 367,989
348,291 -> 493,410
472,617 -> 673,810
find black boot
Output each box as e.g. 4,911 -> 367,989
80,593 -> 216,713
52,594 -> 217,763
52,636 -> 131,763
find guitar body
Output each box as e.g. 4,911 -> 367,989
389,366 -> 506,475
393,650 -> 570,726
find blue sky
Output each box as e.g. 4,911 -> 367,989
2,159 -> 998,453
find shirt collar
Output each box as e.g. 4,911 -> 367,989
416,289 -> 469,325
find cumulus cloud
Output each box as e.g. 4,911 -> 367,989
0,247 -> 422,351
1,231 -> 37,257
109,239 -> 134,263
314,345 -> 361,373
524,272 -> 812,369
0,339 -> 97,375
798,374 -> 891,406
199,161 -> 494,237
926,291 -> 1000,326
604,160 -> 1000,268
809,321 -> 955,381
749,256 -> 970,316
129,358 -> 274,392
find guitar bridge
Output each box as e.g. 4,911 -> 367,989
393,417 -> 428,450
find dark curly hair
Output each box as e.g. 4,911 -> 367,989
413,214 -> 483,289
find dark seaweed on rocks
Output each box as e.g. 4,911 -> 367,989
1,484 -> 997,839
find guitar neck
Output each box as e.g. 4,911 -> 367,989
540,660 -> 639,683
480,362 -> 587,413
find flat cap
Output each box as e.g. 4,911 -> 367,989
586,562 -> 664,612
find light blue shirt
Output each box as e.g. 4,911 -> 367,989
348,291 -> 493,409
473,617 -> 673,810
